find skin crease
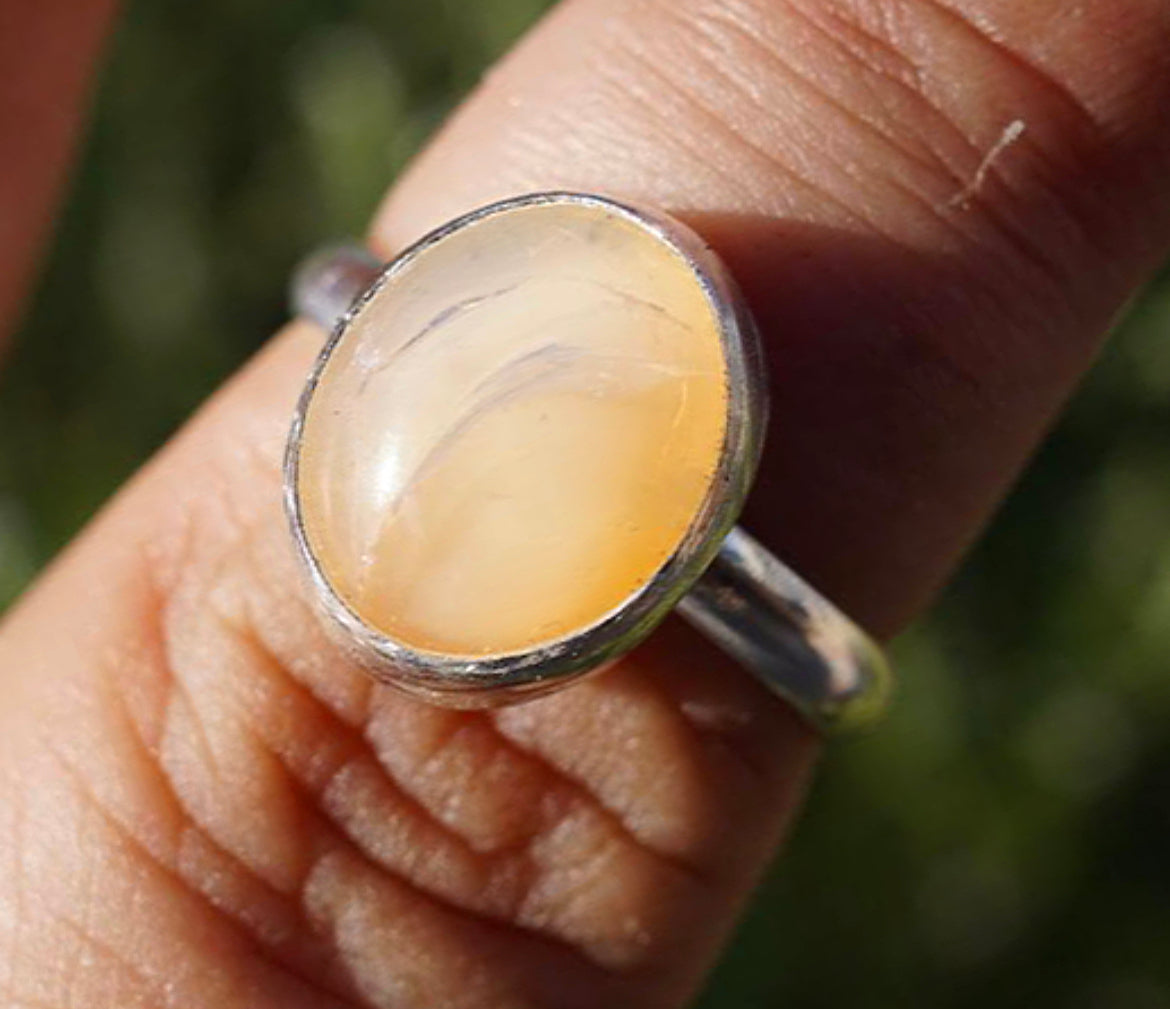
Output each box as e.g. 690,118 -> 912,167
0,0 -> 1169,1007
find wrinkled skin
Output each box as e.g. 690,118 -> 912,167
1,1 -> 1169,1006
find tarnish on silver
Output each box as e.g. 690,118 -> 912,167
677,528 -> 892,733
285,191 -> 892,734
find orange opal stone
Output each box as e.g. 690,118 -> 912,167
296,199 -> 728,657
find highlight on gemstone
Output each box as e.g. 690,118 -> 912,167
294,197 -> 730,657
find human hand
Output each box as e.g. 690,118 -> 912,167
2,1 -> 1169,1007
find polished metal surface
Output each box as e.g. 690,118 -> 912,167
678,528 -> 892,733
286,191 -> 892,734
291,243 -> 383,337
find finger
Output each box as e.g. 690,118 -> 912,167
1,3 -> 1168,1009
0,0 -> 118,343
377,0 -> 1170,637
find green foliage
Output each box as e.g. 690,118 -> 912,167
704,274 -> 1170,1007
2,2 -> 1169,1006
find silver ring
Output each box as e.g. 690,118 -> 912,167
284,191 -> 892,735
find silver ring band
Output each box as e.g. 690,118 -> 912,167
287,196 -> 891,735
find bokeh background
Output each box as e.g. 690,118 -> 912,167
4,1 -> 1170,1006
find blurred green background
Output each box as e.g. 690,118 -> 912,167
4,2 -> 1170,1006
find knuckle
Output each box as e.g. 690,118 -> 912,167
71,454 -> 713,994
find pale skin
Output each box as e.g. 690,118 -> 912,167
2,0 -> 1169,1006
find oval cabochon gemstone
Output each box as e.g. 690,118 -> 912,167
296,199 -> 729,657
